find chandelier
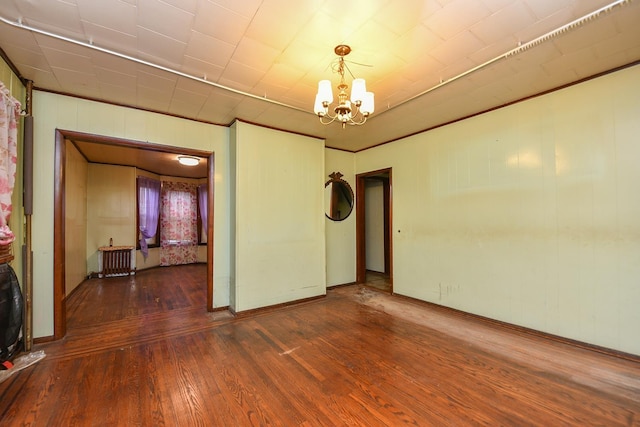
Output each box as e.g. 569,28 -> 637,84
313,45 -> 374,128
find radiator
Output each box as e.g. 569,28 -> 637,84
98,246 -> 135,278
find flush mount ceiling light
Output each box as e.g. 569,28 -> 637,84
314,45 -> 374,128
177,155 -> 199,166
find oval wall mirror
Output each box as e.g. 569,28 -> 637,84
325,172 -> 354,221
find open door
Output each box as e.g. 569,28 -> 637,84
356,168 -> 392,292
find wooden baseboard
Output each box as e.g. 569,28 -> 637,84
231,294 -> 326,318
392,291 -> 640,363
327,281 -> 356,289
33,335 -> 55,344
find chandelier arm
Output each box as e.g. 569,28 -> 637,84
319,114 -> 338,125
346,112 -> 367,126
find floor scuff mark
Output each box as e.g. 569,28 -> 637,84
279,346 -> 300,356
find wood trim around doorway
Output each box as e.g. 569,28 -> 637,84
355,168 -> 392,288
52,129 -> 215,340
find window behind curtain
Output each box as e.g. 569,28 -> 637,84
160,181 -> 198,266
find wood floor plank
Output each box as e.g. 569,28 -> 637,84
1,264 -> 639,426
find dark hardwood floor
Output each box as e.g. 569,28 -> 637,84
1,264 -> 639,426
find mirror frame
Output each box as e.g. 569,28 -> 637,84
325,171 -> 354,221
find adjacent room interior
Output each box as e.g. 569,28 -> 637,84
0,0 -> 638,424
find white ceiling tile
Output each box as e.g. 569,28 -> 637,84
94,67 -> 137,89
206,0 -> 262,18
138,0 -> 194,43
18,66 -> 62,91
80,20 -> 138,53
294,10 -> 360,52
219,61 -> 265,91
168,87 -> 208,117
278,39 -> 329,77
541,45 -> 597,76
522,0 -> 571,20
98,82 -> 138,105
233,97 -> 272,122
184,31 -> 234,68
0,22 -> 40,52
570,0 -> 622,18
162,0 -> 199,14
347,21 -> 401,59
373,0 -> 442,35
232,37 -> 281,73
468,40 -> 518,65
137,69 -> 177,91
193,1 -> 251,45
261,62 -> 306,88
429,31 -> 485,66
281,80 -> 316,107
439,57 -> 482,82
52,66 -> 99,89
180,56 -> 224,82
13,0 -> 84,37
552,17 -> 618,55
470,2 -> 535,46
392,25 -> 443,64
400,53 -> 445,83
1,45 -> 52,73
426,0 -> 492,39
361,51 -> 407,85
198,90 -> 243,121
137,84 -> 173,107
0,0 -> 22,20
175,76 -> 213,95
137,27 -> 187,68
76,0 -> 137,36
594,32 -> 640,61
254,81 -> 293,104
244,0 -> 318,50
89,50 -> 139,77
507,42 -> 562,73
40,46 -> 94,72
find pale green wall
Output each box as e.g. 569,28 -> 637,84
354,64 -> 640,355
232,122 -> 326,312
324,148 -> 356,286
31,92 -> 231,337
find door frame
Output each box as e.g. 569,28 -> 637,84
355,168 -> 392,289
53,129 -> 214,340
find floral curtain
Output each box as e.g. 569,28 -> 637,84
160,181 -> 198,266
0,83 -> 20,246
137,176 -> 161,259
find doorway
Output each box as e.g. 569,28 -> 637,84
356,168 -> 392,293
52,129 -> 214,340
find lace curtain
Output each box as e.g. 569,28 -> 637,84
137,176 -> 160,259
198,183 -> 208,234
0,83 -> 20,246
160,181 -> 197,266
